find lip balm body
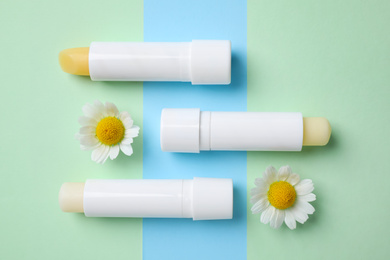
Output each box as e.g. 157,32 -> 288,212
59,40 -> 231,85
160,109 -> 331,153
59,178 -> 233,220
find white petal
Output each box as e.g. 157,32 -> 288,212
78,136 -> 100,150
264,166 -> 277,177
250,187 -> 260,196
284,210 -> 296,230
250,192 -> 267,204
290,206 -> 309,224
295,179 -> 314,195
287,173 -> 300,186
295,199 -> 315,215
122,117 -> 134,129
78,135 -> 97,146
250,188 -> 267,199
125,126 -> 140,138
260,206 -> 275,225
97,145 -> 110,164
299,193 -> 316,202
79,136 -> 99,147
102,155 -> 110,164
276,210 -> 285,228
270,209 -> 285,229
109,145 -> 120,160
91,145 -> 105,162
78,133 -> 95,139
254,178 -> 264,186
120,143 -> 133,156
254,178 -> 267,189
78,116 -> 98,127
277,165 -> 291,181
250,186 -> 268,196
263,166 -> 277,185
119,111 -> 131,122
82,103 -> 101,119
121,137 -> 133,145
93,100 -> 107,118
251,197 -> 269,214
79,126 -> 96,135
80,144 -> 99,151
105,102 -> 120,117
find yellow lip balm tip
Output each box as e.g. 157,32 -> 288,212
58,47 -> 90,76
59,182 -> 85,213
303,117 -> 331,146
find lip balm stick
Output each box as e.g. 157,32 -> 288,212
160,109 -> 331,153
58,40 -> 231,85
59,178 -> 233,220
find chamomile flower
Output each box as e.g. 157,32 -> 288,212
76,100 -> 140,164
250,166 -> 316,230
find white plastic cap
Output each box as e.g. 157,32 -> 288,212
191,40 -> 231,85
192,177 -> 233,220
160,108 -> 201,153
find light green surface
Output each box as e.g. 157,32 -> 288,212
0,0 -> 143,259
248,1 -> 390,259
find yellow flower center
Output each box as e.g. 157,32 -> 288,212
95,117 -> 125,145
267,181 -> 296,210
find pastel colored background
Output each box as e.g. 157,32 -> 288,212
247,1 -> 390,259
0,0 -> 143,259
1,1 -> 390,260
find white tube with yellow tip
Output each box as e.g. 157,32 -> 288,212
59,40 -> 231,85
59,178 -> 233,221
160,109 -> 331,153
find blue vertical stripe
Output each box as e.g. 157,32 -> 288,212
143,1 -> 247,259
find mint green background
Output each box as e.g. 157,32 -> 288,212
0,0 -> 143,259
248,1 -> 390,259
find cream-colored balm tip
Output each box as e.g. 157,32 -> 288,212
59,182 -> 85,213
58,47 -> 90,76
303,117 -> 331,146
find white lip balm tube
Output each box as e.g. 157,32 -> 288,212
160,109 -> 332,153
59,178 -> 233,220
59,40 -> 231,84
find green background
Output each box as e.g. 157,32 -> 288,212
247,1 -> 390,259
1,0 -> 390,259
0,0 -> 143,259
